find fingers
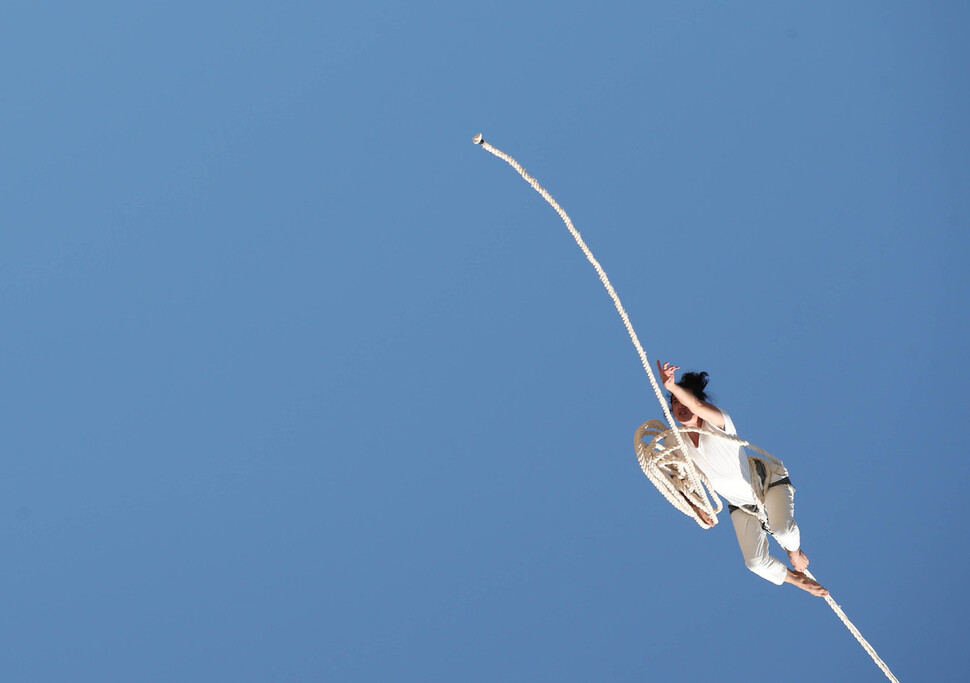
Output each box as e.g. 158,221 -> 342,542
657,361 -> 680,386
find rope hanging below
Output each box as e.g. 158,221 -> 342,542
472,133 -> 899,683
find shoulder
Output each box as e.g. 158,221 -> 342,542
705,405 -> 736,436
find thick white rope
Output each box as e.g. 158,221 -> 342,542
473,133 -> 900,682
805,569 -> 900,682
472,133 -> 716,528
635,420 -> 723,520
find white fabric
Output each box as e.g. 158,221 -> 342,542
731,484 -> 801,585
683,411 -> 758,507
672,408 -> 802,585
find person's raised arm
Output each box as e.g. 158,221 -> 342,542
656,360 -> 726,430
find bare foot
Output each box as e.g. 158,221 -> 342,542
787,548 -> 810,572
785,570 -> 829,597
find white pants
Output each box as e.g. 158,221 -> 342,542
729,483 -> 800,586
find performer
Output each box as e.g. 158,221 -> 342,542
658,361 -> 828,597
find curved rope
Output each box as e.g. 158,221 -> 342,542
473,133 -> 899,682
472,133 -> 716,528
635,420 -> 723,520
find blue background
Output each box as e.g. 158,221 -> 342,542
2,2 -> 967,681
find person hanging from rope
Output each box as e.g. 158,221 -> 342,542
657,360 -> 828,597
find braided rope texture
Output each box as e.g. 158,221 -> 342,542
805,569 -> 900,682
473,133 -> 899,683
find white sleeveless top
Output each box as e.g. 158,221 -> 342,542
681,410 -> 758,507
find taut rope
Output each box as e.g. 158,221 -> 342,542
805,568 -> 900,682
473,133 -> 900,682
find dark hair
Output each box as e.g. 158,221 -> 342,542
671,371 -> 710,403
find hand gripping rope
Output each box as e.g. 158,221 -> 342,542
473,133 -> 899,683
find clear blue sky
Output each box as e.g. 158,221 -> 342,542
2,2 -> 967,681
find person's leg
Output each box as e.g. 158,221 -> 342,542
731,506 -> 828,596
764,484 -> 808,572
730,509 -> 788,585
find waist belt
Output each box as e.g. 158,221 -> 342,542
753,459 -> 792,490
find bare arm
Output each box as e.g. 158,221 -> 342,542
657,360 -> 726,430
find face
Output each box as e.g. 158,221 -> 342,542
670,394 -> 695,424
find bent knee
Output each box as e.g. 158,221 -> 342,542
744,556 -> 787,585
772,521 -> 801,549
744,555 -> 772,574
